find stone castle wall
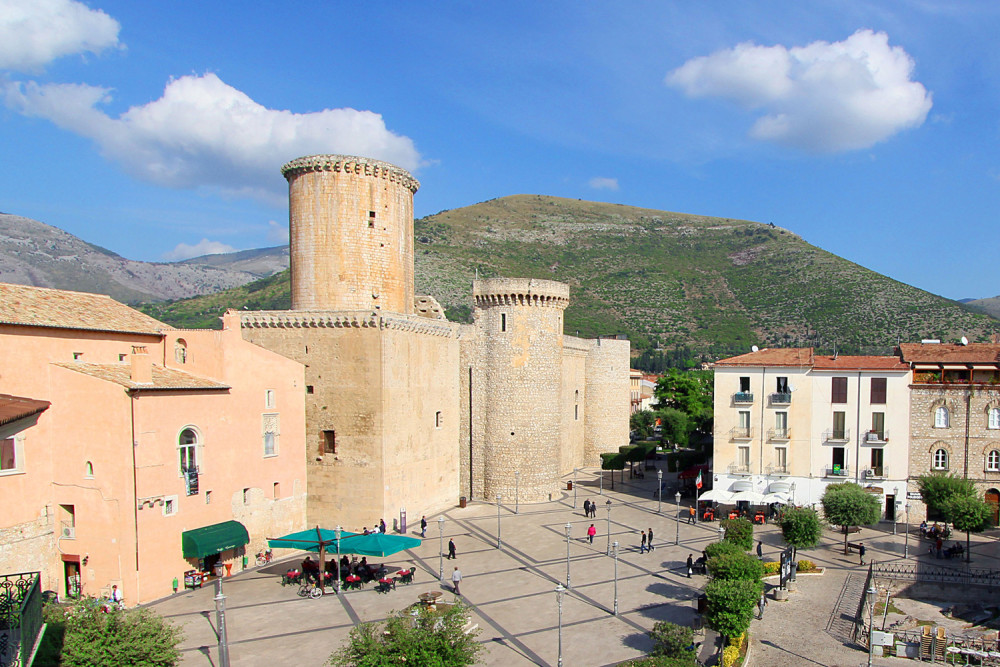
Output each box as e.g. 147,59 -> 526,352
584,337 -> 631,466
560,340 -> 588,478
283,155 -> 418,314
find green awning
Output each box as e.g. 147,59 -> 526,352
182,520 -> 250,559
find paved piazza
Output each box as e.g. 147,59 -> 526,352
150,469 -> 1000,667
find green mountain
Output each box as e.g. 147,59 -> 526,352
138,195 -> 999,356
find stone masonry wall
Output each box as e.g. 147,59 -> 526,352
283,155 -> 418,314
584,337 -> 631,466
560,341 -> 588,477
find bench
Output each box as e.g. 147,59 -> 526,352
847,542 -> 863,553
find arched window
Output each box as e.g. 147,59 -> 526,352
989,408 -> 1000,430
174,339 -> 187,364
179,428 -> 198,474
988,450 -> 1000,472
933,448 -> 948,470
85,461 -> 94,478
934,406 -> 950,428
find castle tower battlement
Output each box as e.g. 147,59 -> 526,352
472,278 -> 570,309
283,154 -> 419,313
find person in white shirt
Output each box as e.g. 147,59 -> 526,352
451,567 -> 462,596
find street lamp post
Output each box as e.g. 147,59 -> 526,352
612,540 -> 619,616
565,523 -> 572,588
675,491 -> 681,545
894,498 -> 900,535
790,481 -> 796,504
904,502 -> 911,558
515,471 -> 520,514
334,525 -> 342,594
438,517 -> 445,583
606,500 -> 612,556
212,563 -> 231,667
497,495 -> 502,549
556,583 -> 565,667
866,585 -> 877,667
657,469 -> 663,513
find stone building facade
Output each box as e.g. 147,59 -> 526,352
240,155 -> 630,529
898,343 -> 1000,524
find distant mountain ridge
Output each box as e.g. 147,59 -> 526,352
0,213 -> 288,303
131,195 -> 1000,355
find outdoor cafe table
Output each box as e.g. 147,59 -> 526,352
753,512 -> 766,524
344,575 -> 361,590
396,569 -> 414,584
377,577 -> 396,593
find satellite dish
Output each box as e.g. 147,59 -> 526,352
960,336 -> 969,346
751,345 -> 759,352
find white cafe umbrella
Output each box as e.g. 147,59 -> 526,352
761,492 -> 790,505
697,489 -> 736,503
731,490 -> 767,504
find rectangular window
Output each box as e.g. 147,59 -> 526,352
435,411 -> 442,429
832,377 -> 847,403
243,488 -> 250,505
870,377 -> 886,404
368,211 -> 376,228
118,353 -> 127,362
871,412 -> 885,439
0,438 -> 15,471
574,405 -> 579,420
774,411 -> 788,438
306,385 -> 314,394
73,352 -> 83,360
775,447 -> 787,471
263,414 -> 279,457
831,447 -> 846,474
322,430 -> 336,455
832,411 -> 846,439
265,389 -> 275,409
739,376 -> 751,392
60,504 -> 76,539
163,497 -> 177,516
205,490 -> 212,505
738,446 -> 750,468
776,377 -> 789,393
501,313 -> 507,332
273,482 -> 281,499
739,411 -> 750,429
870,448 -> 884,476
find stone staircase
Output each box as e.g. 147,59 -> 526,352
827,573 -> 866,644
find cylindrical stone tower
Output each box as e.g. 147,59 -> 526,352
584,337 -> 631,465
473,278 -> 569,501
281,155 -> 420,313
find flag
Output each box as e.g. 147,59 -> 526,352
695,470 -> 703,490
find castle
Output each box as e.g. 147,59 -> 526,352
238,155 -> 630,528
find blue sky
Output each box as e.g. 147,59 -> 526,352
1,1 -> 999,299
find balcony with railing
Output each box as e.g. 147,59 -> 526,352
729,426 -> 753,440
733,392 -> 754,404
770,392 -> 792,405
183,466 -> 200,496
728,462 -> 752,475
765,464 -> 789,476
823,428 -> 851,442
823,464 -> 850,478
863,465 -> 889,479
767,427 -> 791,441
0,571 -> 42,667
864,430 -> 890,444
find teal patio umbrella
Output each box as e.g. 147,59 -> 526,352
337,532 -> 422,557
268,526 -> 358,593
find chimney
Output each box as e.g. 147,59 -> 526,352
130,346 -> 153,384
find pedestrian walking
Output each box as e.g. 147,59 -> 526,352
756,540 -> 763,560
583,499 -> 591,518
647,528 -> 654,551
640,530 -> 647,554
757,591 -> 766,619
935,536 -> 943,559
451,567 -> 462,596
858,542 -> 866,565
587,524 -> 596,544
448,538 -> 457,560
688,506 -> 696,524
686,554 -> 693,578
420,516 -> 427,538
379,519 -> 386,534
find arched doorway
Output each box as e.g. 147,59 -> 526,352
986,488 -> 1000,527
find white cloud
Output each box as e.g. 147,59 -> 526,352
588,176 -> 619,191
266,220 -> 289,244
0,0 -> 121,72
163,238 -> 238,262
2,73 -> 421,202
666,30 -> 932,153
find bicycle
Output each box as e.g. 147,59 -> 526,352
256,549 -> 273,566
298,579 -> 324,599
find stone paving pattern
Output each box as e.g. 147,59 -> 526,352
150,468 -> 1000,667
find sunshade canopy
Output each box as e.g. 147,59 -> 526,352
697,489 -> 735,503
337,532 -> 422,557
268,527 -> 359,552
731,490 -> 767,504
182,520 -> 249,559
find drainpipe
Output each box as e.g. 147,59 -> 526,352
760,367 -> 766,477
854,371 -> 862,484
964,388 -> 972,479
128,389 -> 141,602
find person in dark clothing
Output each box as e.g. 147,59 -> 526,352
448,538 -> 457,560
858,542 -> 866,565
756,541 -> 763,560
686,554 -> 694,578
420,516 -> 427,538
583,499 -> 591,517
647,528 -> 654,551
640,530 -> 647,554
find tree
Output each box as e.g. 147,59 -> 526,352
653,369 -> 714,433
657,407 -> 691,448
779,506 -> 821,559
60,599 -> 183,667
706,551 -> 764,582
630,410 -> 656,441
704,540 -> 743,560
820,483 -> 881,554
917,473 -> 977,520
719,517 -> 753,551
704,579 -> 761,641
329,602 -> 483,667
942,494 -> 992,563
648,620 -> 697,661
600,452 -> 626,490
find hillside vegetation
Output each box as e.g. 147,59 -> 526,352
139,195 -> 999,355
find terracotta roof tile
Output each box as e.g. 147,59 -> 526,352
898,343 -> 1000,365
716,348 -> 814,367
812,355 -> 908,371
0,393 -> 50,428
53,362 -> 229,391
0,283 -> 168,335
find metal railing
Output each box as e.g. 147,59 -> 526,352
733,392 -> 754,404
727,462 -> 752,475
823,464 -> 850,477
770,392 -> 792,404
0,571 -> 42,667
767,428 -> 791,440
730,426 -> 752,440
865,430 -> 889,443
863,465 -> 889,479
823,428 -> 850,442
765,464 -> 789,476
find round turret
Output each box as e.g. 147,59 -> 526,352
282,155 -> 419,313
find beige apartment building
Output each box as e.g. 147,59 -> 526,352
713,348 -> 911,517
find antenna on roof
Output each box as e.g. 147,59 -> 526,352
833,343 -> 838,360
751,345 -> 759,353
960,336 -> 969,346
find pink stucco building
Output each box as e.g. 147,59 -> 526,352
0,284 -> 307,605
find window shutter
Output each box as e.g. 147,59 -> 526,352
832,377 -> 847,403
870,378 -> 886,404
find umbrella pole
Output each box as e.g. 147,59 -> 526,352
316,526 -> 325,594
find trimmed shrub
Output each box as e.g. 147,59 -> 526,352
705,540 -> 742,560
648,620 -> 696,659
796,559 -> 817,572
720,517 -> 753,551
761,561 -> 780,575
705,579 -> 761,641
721,645 -> 740,667
707,551 -> 763,582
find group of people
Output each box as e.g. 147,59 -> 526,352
919,521 -> 950,540
582,499 -> 600,518
362,519 -> 388,536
